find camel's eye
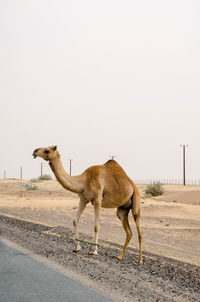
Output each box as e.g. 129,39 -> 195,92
44,150 -> 49,154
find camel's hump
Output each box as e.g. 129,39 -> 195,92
104,160 -> 125,172
104,159 -> 118,165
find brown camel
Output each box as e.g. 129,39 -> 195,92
33,145 -> 143,263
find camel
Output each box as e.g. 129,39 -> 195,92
33,145 -> 143,263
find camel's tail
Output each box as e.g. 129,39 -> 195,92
131,181 -> 143,263
131,181 -> 141,219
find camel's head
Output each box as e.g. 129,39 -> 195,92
33,145 -> 58,161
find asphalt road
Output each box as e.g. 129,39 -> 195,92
0,240 -> 114,302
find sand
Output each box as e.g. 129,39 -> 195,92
0,180 -> 200,266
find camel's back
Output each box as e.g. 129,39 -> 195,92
85,160 -> 132,183
104,159 -> 127,174
103,160 -> 132,184
102,160 -> 134,206
83,160 -> 134,207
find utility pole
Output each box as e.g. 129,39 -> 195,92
20,167 -> 23,180
110,154 -> 116,160
4,171 -> 6,179
41,163 -> 43,177
68,159 -> 73,175
180,144 -> 188,186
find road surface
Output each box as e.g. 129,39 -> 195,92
0,240 -> 113,302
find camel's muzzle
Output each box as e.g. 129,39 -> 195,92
33,149 -> 39,159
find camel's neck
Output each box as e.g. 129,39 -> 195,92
49,154 -> 85,194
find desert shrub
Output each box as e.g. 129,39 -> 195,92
25,183 -> 38,190
30,178 -> 39,182
38,174 -> 52,181
145,182 -> 164,197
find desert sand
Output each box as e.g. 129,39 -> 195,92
0,179 -> 199,266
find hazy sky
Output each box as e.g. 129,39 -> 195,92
1,0 -> 200,181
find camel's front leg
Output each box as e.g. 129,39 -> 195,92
73,199 -> 87,252
89,201 -> 101,255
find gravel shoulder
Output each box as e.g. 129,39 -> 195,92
0,214 -> 199,302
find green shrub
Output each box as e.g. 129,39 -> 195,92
38,174 -> 52,181
30,178 -> 39,182
25,183 -> 38,190
145,182 -> 164,197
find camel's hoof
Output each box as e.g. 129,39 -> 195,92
73,247 -> 81,253
135,259 -> 143,264
115,255 -> 123,260
89,250 -> 98,255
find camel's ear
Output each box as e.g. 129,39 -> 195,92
52,145 -> 57,151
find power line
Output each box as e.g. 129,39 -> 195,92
180,144 -> 189,186
20,167 -> 23,180
68,159 -> 73,175
41,163 -> 43,177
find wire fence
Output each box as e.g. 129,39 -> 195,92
135,179 -> 200,186
1,167 -> 200,186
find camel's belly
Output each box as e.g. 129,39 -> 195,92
101,200 -> 118,208
101,185 -> 133,208
101,197 -> 131,208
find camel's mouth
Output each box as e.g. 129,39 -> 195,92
33,149 -> 39,159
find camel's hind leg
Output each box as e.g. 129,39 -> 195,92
132,210 -> 143,264
131,186 -> 143,263
116,207 -> 132,260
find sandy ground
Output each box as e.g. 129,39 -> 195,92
0,180 -> 200,266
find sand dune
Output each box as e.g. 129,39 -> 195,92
156,189 -> 200,204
